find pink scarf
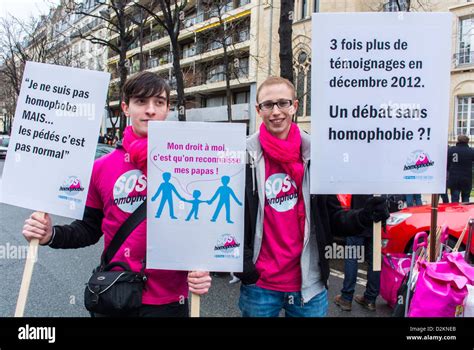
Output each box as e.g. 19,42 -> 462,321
122,126 -> 148,175
259,123 -> 304,188
259,122 -> 306,236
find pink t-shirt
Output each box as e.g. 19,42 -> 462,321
86,148 -> 188,305
255,157 -> 305,292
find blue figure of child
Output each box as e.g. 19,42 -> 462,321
208,176 -> 242,224
151,172 -> 185,219
184,190 -> 206,221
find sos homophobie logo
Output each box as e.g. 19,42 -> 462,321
113,169 -> 147,213
403,150 -> 434,174
58,176 -> 84,196
265,173 -> 298,212
214,234 -> 240,259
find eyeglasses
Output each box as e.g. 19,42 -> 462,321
258,99 -> 293,111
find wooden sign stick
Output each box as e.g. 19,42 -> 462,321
14,213 -> 43,317
373,195 -> 382,271
429,194 -> 439,262
190,292 -> 200,317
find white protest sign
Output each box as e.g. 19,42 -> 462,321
311,13 -> 451,194
147,121 -> 246,272
1,62 -> 110,218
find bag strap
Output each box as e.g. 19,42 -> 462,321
101,201 -> 147,266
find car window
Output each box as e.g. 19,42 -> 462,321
95,144 -> 114,159
1,137 -> 9,147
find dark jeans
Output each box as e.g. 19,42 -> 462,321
239,284 -> 328,317
406,194 -> 422,207
91,300 -> 189,317
440,193 -> 449,203
341,236 -> 380,303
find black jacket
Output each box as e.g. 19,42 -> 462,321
49,207 -> 103,249
447,143 -> 474,188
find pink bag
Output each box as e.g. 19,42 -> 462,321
408,252 -> 474,317
380,253 -> 411,308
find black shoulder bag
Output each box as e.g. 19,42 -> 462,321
84,201 -> 147,316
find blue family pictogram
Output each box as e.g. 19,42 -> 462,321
184,190 -> 205,221
208,176 -> 242,224
151,172 -> 186,219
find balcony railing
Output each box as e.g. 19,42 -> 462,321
182,47 -> 197,59
454,51 -> 474,67
147,58 -> 159,69
70,19 -> 104,39
184,16 -> 197,28
167,103 -> 250,122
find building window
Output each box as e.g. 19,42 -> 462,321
383,0 -> 408,12
234,57 -> 249,78
296,68 -> 305,117
238,0 -> 250,7
306,65 -> 311,116
301,0 -> 307,19
206,65 -> 225,83
205,95 -> 226,107
456,96 -> 474,136
459,17 -> 474,65
237,28 -> 250,43
294,50 -> 311,118
296,0 -> 311,20
182,43 -> 196,58
209,40 -> 223,51
314,0 -> 319,12
148,57 -> 159,68
234,91 -> 250,104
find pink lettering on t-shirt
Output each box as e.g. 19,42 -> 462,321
255,157 -> 305,292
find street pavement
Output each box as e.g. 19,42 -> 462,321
0,159 -> 392,318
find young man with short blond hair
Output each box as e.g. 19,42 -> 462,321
236,76 -> 389,317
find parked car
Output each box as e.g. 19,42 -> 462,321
95,143 -> 114,159
383,202 -> 474,256
0,136 -> 9,159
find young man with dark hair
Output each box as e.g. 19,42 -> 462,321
236,76 -> 389,317
22,72 -> 211,317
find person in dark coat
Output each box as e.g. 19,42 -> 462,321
447,135 -> 474,203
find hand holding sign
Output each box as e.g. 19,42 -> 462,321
1,62 -> 110,219
23,212 -> 53,245
311,13 -> 451,270
1,62 -> 110,316
358,197 -> 390,225
311,13 -> 451,195
147,122 -> 246,273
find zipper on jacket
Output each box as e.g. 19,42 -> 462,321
300,158 -> 310,295
250,156 -> 256,195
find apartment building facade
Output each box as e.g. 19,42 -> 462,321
67,0 -> 111,135
258,0 -> 470,135
101,0 -> 466,136
2,0 -> 464,137
107,0 -> 256,133
447,1 -> 474,142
